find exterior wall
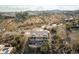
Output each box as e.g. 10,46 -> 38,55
27,30 -> 50,48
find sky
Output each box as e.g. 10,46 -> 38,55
0,0 -> 78,12
0,5 -> 79,12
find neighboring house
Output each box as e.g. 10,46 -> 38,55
0,45 -> 15,54
1,13 -> 15,19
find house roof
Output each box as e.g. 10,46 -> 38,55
30,28 -> 49,37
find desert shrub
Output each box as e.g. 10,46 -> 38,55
8,34 -> 26,53
51,28 -> 57,34
40,42 -> 49,54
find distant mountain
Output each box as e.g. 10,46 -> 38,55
0,5 -> 79,12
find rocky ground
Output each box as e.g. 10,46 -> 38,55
0,13 -> 79,54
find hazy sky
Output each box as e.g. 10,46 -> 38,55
0,5 -> 79,12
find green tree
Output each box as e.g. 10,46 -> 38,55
15,12 -> 28,21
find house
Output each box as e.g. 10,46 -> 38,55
27,28 -> 50,48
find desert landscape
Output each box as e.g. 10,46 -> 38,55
0,6 -> 79,54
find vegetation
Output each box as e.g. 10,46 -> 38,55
40,43 -> 49,54
0,10 -> 79,54
15,12 -> 28,22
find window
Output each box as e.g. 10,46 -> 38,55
31,35 -> 36,39
43,35 -> 48,40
